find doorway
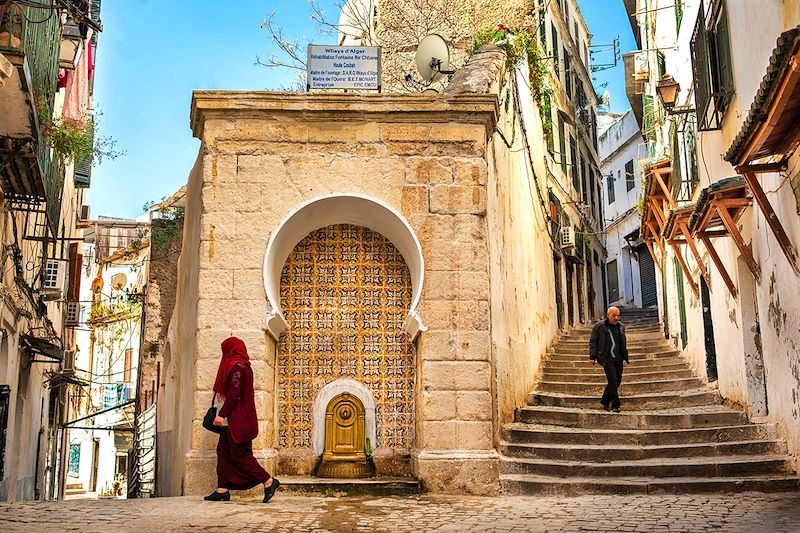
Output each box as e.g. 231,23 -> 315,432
553,255 -> 564,329
637,244 -> 658,308
673,256 -> 688,349
565,262 -> 575,326
700,277 -> 718,381
89,438 -> 100,493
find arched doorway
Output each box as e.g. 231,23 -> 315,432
277,224 -> 415,474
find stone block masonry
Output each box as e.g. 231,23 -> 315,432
168,91 -> 500,495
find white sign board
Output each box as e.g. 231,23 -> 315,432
307,45 -> 381,91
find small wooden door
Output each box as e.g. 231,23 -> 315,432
324,393 -> 365,461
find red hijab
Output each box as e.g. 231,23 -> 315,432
213,337 -> 251,395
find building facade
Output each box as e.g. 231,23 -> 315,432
0,0 -> 100,501
624,0 -> 800,469
65,219 -> 147,499
598,110 -> 657,309
158,1 -> 606,495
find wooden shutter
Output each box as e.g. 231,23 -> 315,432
570,136 -> 579,192
712,0 -> 734,110
691,2 -> 713,130
124,348 -> 133,383
67,243 -> 82,302
607,173 -> 615,204
638,244 -> 658,307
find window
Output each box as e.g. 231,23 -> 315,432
580,156 -> 588,202
691,0 -> 734,131
558,115 -> 566,176
552,23 -> 559,76
589,167 -> 596,219
43,260 -> 60,289
607,173 -> 616,204
570,136 -> 579,192
539,0 -> 547,48
597,182 -> 604,229
564,48 -> 572,98
625,160 -> 635,191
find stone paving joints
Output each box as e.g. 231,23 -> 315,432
1,492 -> 799,532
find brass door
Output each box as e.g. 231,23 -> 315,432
324,393 -> 365,460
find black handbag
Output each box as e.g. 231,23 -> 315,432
202,393 -> 223,434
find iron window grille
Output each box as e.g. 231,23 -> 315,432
691,0 -> 735,131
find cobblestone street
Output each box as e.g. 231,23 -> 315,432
1,492 -> 799,532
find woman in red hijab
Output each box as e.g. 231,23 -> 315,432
204,337 -> 280,502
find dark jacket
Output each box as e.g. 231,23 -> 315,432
589,318 -> 629,366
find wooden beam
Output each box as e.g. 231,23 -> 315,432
645,239 -> 662,271
699,233 -> 738,298
647,221 -> 668,259
649,198 -> 666,230
716,202 -> 761,281
653,171 -> 677,209
742,171 -> 800,274
736,162 -> 789,175
714,198 -> 752,211
680,222 -> 712,288
670,241 -> 699,298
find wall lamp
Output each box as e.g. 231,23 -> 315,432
656,75 -> 695,115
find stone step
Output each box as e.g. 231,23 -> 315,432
65,489 -> 87,496
566,328 -> 664,338
500,474 -> 800,495
548,352 -> 682,362
499,439 -> 787,462
542,369 -> 695,381
557,339 -> 670,349
527,389 -> 721,410
501,423 -> 779,446
65,483 -> 83,490
536,378 -> 706,396
516,406 -> 747,429
499,454 -> 795,478
275,476 -> 421,496
543,359 -> 688,371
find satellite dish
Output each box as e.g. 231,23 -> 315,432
415,34 -> 455,83
111,273 -> 127,291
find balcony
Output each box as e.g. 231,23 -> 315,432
0,2 -> 64,233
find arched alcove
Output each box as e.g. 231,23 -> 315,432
262,194 -> 426,339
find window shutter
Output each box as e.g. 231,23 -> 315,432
570,136 -> 579,192
607,174 -> 615,204
691,2 -> 713,130
67,242 -> 82,302
712,1 -> 734,110
670,121 -> 682,193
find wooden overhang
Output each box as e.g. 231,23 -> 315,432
640,158 -> 676,271
663,205 -> 708,298
724,25 -> 800,274
688,176 -> 752,297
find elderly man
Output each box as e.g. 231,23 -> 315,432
589,307 -> 629,412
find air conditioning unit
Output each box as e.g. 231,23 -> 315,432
561,226 -> 576,248
65,302 -> 80,327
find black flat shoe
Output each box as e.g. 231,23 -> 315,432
204,490 -> 230,501
612,407 -> 621,413
263,478 -> 280,503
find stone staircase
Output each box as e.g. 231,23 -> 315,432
500,308 -> 800,495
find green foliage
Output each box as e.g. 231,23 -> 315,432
365,437 -> 373,457
469,25 -> 553,142
37,99 -> 124,164
151,220 -> 183,255
634,193 -> 646,214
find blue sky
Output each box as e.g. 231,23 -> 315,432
90,1 -> 635,219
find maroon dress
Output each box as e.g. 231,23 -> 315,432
216,361 -> 270,490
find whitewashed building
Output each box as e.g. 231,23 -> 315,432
598,110 -> 657,309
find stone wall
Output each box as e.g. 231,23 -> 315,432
139,218 -> 183,410
376,0 -> 536,91
171,92 -> 499,494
